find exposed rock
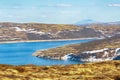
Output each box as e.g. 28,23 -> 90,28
63,48 -> 120,62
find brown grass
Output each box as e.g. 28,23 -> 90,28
0,61 -> 120,80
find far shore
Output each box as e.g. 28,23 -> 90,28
0,37 -> 102,44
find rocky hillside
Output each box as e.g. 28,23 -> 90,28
0,23 -> 79,41
33,35 -> 120,62
88,23 -> 120,35
0,22 -> 120,41
0,61 -> 120,80
63,48 -> 120,62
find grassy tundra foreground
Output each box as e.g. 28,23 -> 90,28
0,61 -> 120,80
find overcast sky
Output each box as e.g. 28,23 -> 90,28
0,0 -> 120,24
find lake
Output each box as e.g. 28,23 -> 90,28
0,39 -> 95,66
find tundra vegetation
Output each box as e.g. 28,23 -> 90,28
0,61 -> 120,80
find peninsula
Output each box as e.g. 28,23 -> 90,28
33,35 -> 120,62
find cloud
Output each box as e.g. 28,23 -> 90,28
25,4 -> 73,8
43,4 -> 72,8
5,15 -> 21,18
55,4 -> 72,7
108,4 -> 120,7
60,10 -> 81,13
40,15 -> 47,18
12,6 -> 21,9
31,6 -> 38,9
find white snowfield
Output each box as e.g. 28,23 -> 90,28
12,27 -> 46,35
13,27 -> 27,31
61,53 -> 73,60
82,48 -> 109,54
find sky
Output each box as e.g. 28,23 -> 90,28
0,0 -> 120,24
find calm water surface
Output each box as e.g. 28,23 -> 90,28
0,39 -> 94,65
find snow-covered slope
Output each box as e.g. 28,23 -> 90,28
62,48 -> 120,62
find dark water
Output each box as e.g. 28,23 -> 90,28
0,39 -> 94,66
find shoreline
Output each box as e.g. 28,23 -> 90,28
0,37 -> 101,44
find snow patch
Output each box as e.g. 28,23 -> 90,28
13,27 -> 27,31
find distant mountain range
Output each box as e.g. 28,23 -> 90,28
106,21 -> 120,25
75,19 -> 99,25
75,19 -> 120,25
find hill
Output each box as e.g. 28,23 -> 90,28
0,22 -> 120,42
75,19 -> 98,25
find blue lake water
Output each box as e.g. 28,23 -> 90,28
0,39 -> 94,66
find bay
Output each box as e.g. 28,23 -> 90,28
0,39 -> 94,65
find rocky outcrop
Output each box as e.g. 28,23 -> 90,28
62,48 -> 120,62
57,28 -> 102,38
33,50 -> 63,60
33,48 -> 120,62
